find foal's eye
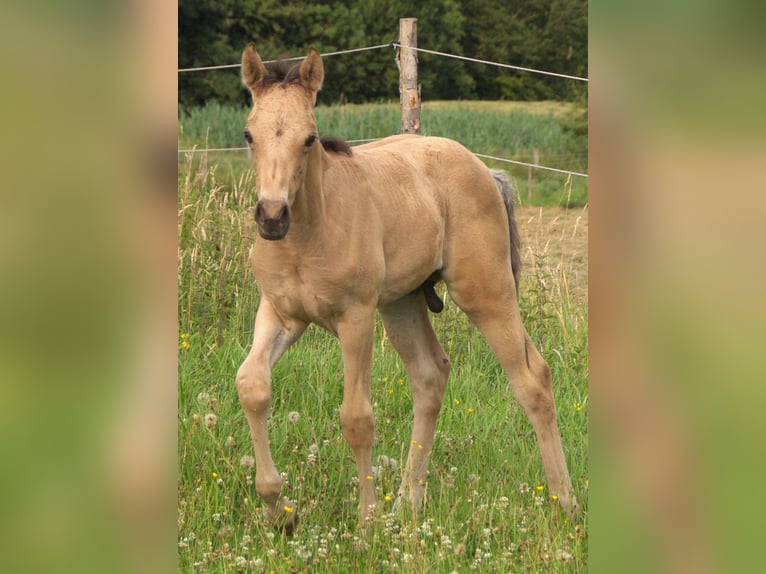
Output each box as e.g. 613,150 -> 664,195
304,133 -> 317,148
243,129 -> 253,144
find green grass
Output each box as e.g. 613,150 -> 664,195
178,100 -> 588,208
178,154 -> 588,571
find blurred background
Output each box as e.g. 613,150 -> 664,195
0,0 -> 764,572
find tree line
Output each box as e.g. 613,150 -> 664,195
179,0 -> 587,107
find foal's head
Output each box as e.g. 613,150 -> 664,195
241,44 -> 324,240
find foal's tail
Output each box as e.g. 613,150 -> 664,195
490,169 -> 522,291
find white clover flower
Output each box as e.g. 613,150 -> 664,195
204,413 -> 217,428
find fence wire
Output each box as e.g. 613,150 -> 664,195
178,41 -> 587,177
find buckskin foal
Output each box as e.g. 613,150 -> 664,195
235,43 -> 578,531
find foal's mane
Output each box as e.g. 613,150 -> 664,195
260,60 -> 302,88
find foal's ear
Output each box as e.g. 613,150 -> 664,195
299,47 -> 324,93
241,43 -> 266,91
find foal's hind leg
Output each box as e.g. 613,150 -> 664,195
380,293 -> 450,509
445,269 -> 578,516
236,298 -> 307,532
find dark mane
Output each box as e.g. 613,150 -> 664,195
260,60 -> 302,88
320,136 -> 352,156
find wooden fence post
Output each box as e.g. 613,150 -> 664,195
398,18 -> 420,134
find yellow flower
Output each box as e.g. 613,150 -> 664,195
180,340 -> 190,349
384,495 -> 392,502
454,398 -> 460,405
212,472 -> 218,479
365,475 -> 374,481
181,333 -> 189,339
535,485 -> 544,492
467,407 -> 475,414
398,378 -> 404,385
551,495 -> 559,501
283,506 -> 294,513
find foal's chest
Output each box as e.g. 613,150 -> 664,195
251,245 -> 365,327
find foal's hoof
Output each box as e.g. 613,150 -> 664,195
265,497 -> 299,534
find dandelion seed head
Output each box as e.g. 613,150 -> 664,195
239,455 -> 255,468
287,411 -> 300,423
204,413 -> 217,428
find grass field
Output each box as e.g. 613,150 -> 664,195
178,100 -> 587,208
178,121 -> 588,570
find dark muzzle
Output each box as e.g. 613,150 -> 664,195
255,199 -> 290,240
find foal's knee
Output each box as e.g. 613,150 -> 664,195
236,361 -> 270,414
339,402 -> 375,450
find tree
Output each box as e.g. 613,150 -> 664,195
178,0 -> 587,106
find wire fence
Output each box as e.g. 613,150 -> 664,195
178,42 -> 588,178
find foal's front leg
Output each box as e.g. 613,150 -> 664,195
336,305 -> 377,525
236,298 -> 306,532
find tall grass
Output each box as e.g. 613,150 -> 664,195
178,100 -> 588,208
178,148 -> 588,571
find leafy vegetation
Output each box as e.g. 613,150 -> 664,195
178,0 -> 588,106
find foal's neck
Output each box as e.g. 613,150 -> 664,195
289,143 -> 326,242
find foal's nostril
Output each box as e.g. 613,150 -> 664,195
278,204 -> 289,222
254,202 -> 264,222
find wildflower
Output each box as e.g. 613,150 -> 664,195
240,455 -> 255,468
225,435 -> 235,447
398,378 -> 404,385
212,472 -> 219,479
212,513 -> 221,522
204,413 -> 217,428
180,340 -> 190,350
454,398 -> 460,405
283,506 -> 294,513
535,484 -> 544,492
384,495 -> 392,502
365,475 -> 374,481
519,482 -> 530,494
287,411 -> 300,423
555,548 -> 573,562
551,494 -> 559,501
196,391 -> 210,404
467,407 -> 475,414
